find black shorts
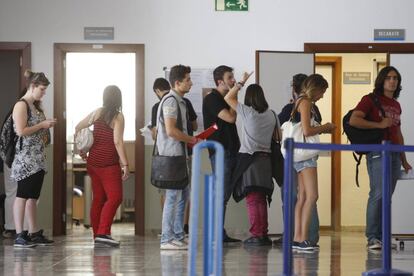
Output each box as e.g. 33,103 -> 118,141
16,170 -> 45,199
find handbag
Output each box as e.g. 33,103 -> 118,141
270,111 -> 284,187
281,98 -> 320,162
151,96 -> 189,190
75,111 -> 95,152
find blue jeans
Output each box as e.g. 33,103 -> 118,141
210,151 -> 237,231
365,151 -> 401,242
161,187 -> 189,244
281,166 -> 320,244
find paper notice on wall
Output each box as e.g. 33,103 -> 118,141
164,68 -> 216,132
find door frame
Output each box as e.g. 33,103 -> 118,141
315,56 -> 342,231
305,42 -> 414,231
53,43 -> 145,236
0,42 -> 31,91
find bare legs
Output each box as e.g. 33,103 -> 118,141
13,198 -> 37,234
293,167 -> 318,243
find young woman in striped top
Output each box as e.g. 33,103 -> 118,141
75,85 -> 129,247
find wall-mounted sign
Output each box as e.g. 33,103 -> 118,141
374,29 -> 405,41
343,72 -> 371,85
84,27 -> 114,40
216,0 -> 248,11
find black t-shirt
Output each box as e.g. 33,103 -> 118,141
202,89 -> 240,155
278,103 -> 322,125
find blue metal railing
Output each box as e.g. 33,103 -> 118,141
188,141 -> 224,276
282,138 -> 414,276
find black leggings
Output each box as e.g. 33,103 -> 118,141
16,170 -> 45,199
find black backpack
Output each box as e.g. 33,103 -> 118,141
342,93 -> 386,187
0,99 -> 30,168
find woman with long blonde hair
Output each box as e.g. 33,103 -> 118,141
291,74 -> 335,251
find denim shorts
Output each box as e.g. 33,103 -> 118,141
293,156 -> 318,173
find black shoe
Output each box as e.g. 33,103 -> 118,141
14,232 -> 36,248
29,230 -> 54,246
184,224 -> 189,235
223,235 -> 241,243
243,236 -> 263,246
95,235 -> 120,247
272,237 -> 283,246
2,229 -> 17,239
244,236 -> 272,246
260,236 -> 273,246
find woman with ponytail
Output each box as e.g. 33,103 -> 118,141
75,85 -> 129,247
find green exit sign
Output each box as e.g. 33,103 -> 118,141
216,0 -> 248,11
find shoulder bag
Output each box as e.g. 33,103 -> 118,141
75,111 -> 96,153
151,96 -> 189,190
270,110 -> 284,187
281,98 -> 320,162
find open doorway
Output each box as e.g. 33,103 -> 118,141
53,44 -> 145,236
305,43 -> 414,231
0,42 -> 31,233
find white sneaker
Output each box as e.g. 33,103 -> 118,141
160,241 -> 188,250
172,238 -> 188,246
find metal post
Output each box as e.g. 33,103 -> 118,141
188,141 -> 224,276
382,141 -> 392,272
282,138 -> 295,276
203,175 -> 214,275
362,141 -> 412,276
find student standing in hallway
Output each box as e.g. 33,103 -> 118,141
350,66 -> 412,250
75,85 -> 129,247
202,65 -> 241,243
274,74 -> 321,246
11,70 -> 56,248
157,65 -> 201,250
289,74 -> 335,251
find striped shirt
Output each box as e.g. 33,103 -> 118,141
87,119 -> 119,167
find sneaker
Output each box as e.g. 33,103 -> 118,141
295,240 -> 315,251
95,235 -> 120,247
292,241 -> 300,249
244,236 -> 272,246
272,237 -> 283,246
29,230 -> 54,246
367,238 -> 382,250
223,235 -> 241,243
14,232 -> 36,248
172,238 -> 188,246
2,229 -> 16,239
160,241 -> 188,250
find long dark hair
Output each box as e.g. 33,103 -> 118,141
20,70 -> 50,112
244,84 -> 269,113
99,85 -> 122,125
373,66 -> 401,99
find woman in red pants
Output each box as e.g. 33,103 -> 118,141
75,85 -> 129,247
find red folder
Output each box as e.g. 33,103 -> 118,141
188,123 -> 218,147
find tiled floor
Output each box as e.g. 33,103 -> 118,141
1,224 -> 414,275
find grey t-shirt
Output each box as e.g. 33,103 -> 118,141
237,103 -> 277,154
156,90 -> 188,156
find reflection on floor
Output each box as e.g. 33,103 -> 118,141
1,223 -> 414,275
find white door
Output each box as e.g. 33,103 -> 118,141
389,54 -> 414,234
256,51 -> 314,234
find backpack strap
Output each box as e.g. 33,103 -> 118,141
352,152 -> 363,187
153,95 -> 186,157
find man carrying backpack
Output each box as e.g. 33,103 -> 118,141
349,66 -> 412,250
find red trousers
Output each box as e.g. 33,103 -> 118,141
246,191 -> 268,237
87,164 -> 123,236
